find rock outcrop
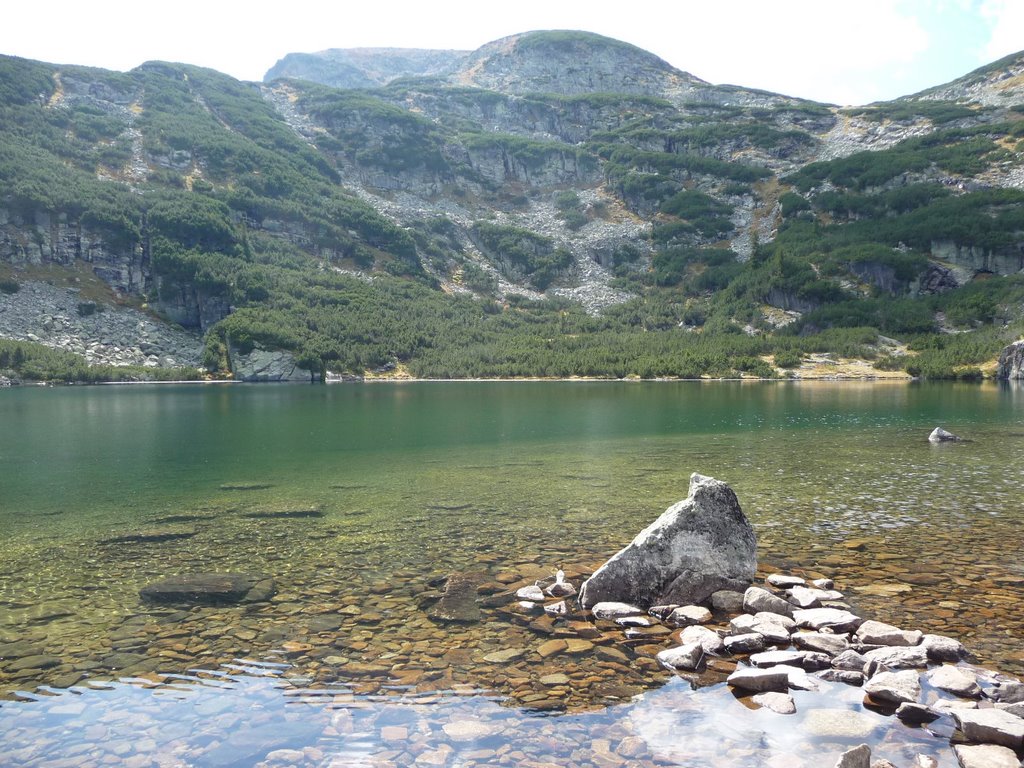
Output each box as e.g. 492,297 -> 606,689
578,473 -> 756,609
996,340 -> 1024,380
928,427 -> 963,443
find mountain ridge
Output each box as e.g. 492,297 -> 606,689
0,31 -> 1022,382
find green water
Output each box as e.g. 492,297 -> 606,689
0,381 -> 1022,767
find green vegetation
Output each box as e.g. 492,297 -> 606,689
845,100 -> 978,125
0,338 -> 200,383
470,222 -> 573,289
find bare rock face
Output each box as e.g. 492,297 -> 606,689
996,340 -> 1024,380
579,473 -> 756,609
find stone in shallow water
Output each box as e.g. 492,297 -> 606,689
139,573 -> 275,605
952,744 -> 1022,768
928,665 -> 981,698
920,633 -> 966,662
100,528 -> 196,544
442,720 -> 498,742
928,427 -> 963,443
743,587 -> 794,618
727,666 -> 789,693
656,643 -> 703,671
752,691 -> 796,714
895,702 -> 940,724
803,709 -> 879,739
864,669 -> 921,705
667,605 -> 712,627
952,709 -> 1024,749
794,631 -> 849,656
591,602 -> 644,620
988,680 -> 1024,704
7,654 -> 62,672
515,585 -> 545,601
615,615 -> 652,627
680,625 -> 725,655
834,744 -> 871,768
793,607 -> 862,632
241,508 -> 324,519
750,650 -> 807,668
482,648 -> 526,663
767,574 -> 805,589
428,573 -> 481,623
855,619 -> 922,647
579,473 -> 756,609
710,589 -> 746,613
862,645 -> 929,669
724,633 -> 768,654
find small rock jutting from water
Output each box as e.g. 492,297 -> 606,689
579,473 -> 756,609
928,427 -> 963,443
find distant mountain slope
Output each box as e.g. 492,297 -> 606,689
265,47 -> 468,89
1,34 -> 1022,382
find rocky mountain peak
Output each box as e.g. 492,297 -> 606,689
448,29 -> 704,97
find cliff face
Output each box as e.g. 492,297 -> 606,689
265,48 -> 469,88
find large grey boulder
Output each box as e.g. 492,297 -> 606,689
996,340 -> 1024,380
579,473 -> 756,609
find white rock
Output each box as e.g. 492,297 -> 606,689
794,631 -> 849,656
442,719 -> 498,742
952,743 -> 1022,768
615,615 -> 652,627
750,650 -> 807,668
680,625 -> 725,655
516,585 -> 545,601
753,691 -> 796,714
656,642 -> 704,671
864,669 -> 921,705
804,708 -> 879,738
724,633 -> 768,654
812,578 -> 835,589
855,619 -> 923,647
667,605 -> 712,627
832,649 -> 869,671
929,427 -> 962,442
591,601 -> 644,620
793,607 -> 861,632
833,744 -> 870,768
928,665 -> 981,698
952,708 -> 1024,749
743,586 -> 794,617
775,663 -> 821,691
543,600 -> 568,616
921,633 -> 966,661
863,645 -> 929,669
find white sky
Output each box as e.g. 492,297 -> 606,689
2,0 -> 1022,105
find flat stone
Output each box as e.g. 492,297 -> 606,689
537,639 -> 568,659
834,744 -> 871,768
7,654 -> 62,672
794,632 -> 849,656
743,586 -> 794,618
667,605 -> 712,627
793,607 -> 862,632
753,691 -> 796,714
679,625 -> 725,655
615,615 -> 652,627
832,649 -> 869,671
855,619 -> 923,647
804,708 -> 879,739
101,529 -> 196,545
928,665 -> 981,698
952,744 -> 1022,768
591,602 -> 644,620
442,720 -> 498,742
656,643 -> 703,671
539,673 -> 570,686
819,669 -> 866,686
482,648 -> 526,663
862,645 -> 929,669
429,573 -> 482,623
952,708 -> 1024,749
139,573 -> 275,605
750,650 -> 807,668
864,669 -> 921,705
988,680 -> 1024,704
380,726 -> 408,742
564,639 -> 594,654
921,633 -> 967,662
543,600 -> 568,616
767,574 -> 806,588
727,667 -> 790,693
724,633 -> 768,654
516,585 -> 545,601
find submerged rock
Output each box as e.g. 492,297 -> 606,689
579,473 -> 756,609
951,709 -> 1024,749
428,573 -> 482,623
139,573 -> 276,605
834,744 -> 871,768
